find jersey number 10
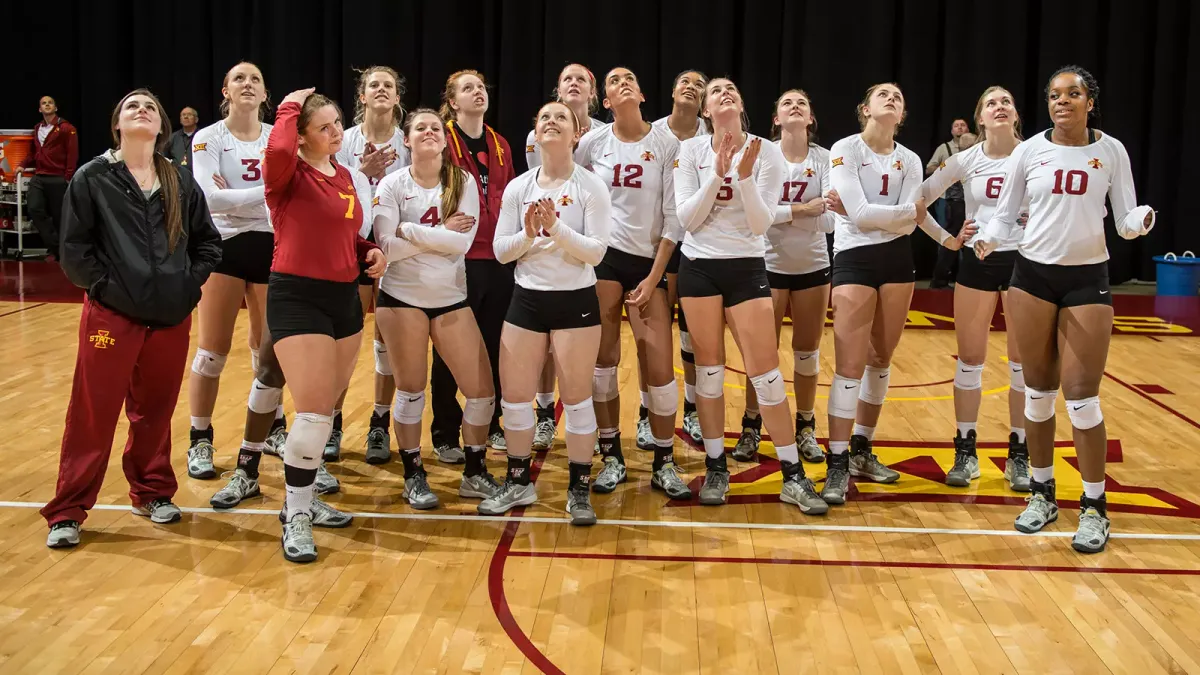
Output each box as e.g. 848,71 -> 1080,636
1051,169 -> 1089,195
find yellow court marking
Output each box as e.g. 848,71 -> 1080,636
672,366 -> 1010,402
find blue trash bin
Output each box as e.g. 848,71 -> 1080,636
1154,251 -> 1200,297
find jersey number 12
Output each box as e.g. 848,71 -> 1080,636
611,163 -> 644,188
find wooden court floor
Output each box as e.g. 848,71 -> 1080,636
1,294 -> 1200,674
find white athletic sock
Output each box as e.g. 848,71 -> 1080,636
599,427 -> 618,440
957,422 -> 977,438
829,440 -> 849,455
775,442 -> 800,464
851,424 -> 875,441
374,404 -> 390,417
702,437 -> 725,459
684,383 -> 696,404
1012,427 -> 1026,443
285,482 -> 315,521
1082,480 -> 1106,500
191,416 -> 212,431
1031,465 -> 1054,484
241,441 -> 265,453
536,392 -> 555,409
639,390 -> 649,408
797,409 -> 815,421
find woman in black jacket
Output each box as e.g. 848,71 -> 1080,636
41,88 -> 223,549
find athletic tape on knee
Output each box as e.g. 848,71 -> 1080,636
500,399 -> 535,432
593,366 -> 619,402
695,364 -> 725,399
563,398 -> 598,436
1024,388 -> 1058,423
648,382 -> 678,417
463,396 -> 496,426
1009,361 -> 1025,393
1067,396 -> 1103,430
374,340 -> 392,376
828,374 -> 860,419
191,348 -> 227,379
392,390 -> 425,425
679,331 -> 693,355
250,348 -> 260,375
954,359 -> 984,391
859,365 -> 890,405
793,349 -> 820,378
283,412 -> 330,469
750,368 -> 788,407
247,378 -> 283,414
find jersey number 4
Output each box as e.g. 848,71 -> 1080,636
782,180 -> 809,202
611,163 -> 644,188
420,206 -> 440,226
240,158 -> 261,182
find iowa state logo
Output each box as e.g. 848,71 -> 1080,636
88,330 -> 116,349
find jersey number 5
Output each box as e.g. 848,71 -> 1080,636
611,163 -> 644,188
240,158 -> 261,182
420,206 -> 440,226
716,176 -> 733,202
782,180 -> 808,202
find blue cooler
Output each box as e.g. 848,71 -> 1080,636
1154,251 -> 1200,297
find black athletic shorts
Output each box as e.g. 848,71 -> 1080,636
505,284 -> 601,333
213,231 -> 273,285
832,236 -> 915,289
768,266 -> 832,291
677,255 -> 771,307
957,249 -> 1018,293
267,272 -> 364,342
595,247 -> 667,293
357,231 -> 379,286
666,242 -> 683,275
1009,255 -> 1111,307
377,289 -> 471,320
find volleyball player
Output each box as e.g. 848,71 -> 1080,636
185,62 -> 276,481
575,67 -> 692,499
976,67 -> 1155,553
821,83 -> 968,505
921,86 -> 1029,490
731,89 -> 833,465
332,65 -> 411,464
653,69 -> 709,447
372,109 -> 501,508
675,77 -> 827,513
264,88 -> 386,563
479,101 -> 612,525
45,89 -> 222,548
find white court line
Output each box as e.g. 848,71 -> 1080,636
5,500 -> 1200,542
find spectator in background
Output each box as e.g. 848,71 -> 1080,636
926,118 -> 969,288
17,95 -> 78,258
167,107 -> 199,173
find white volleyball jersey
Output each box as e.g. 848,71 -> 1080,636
575,122 -> 682,258
525,116 -> 607,169
372,168 -> 480,307
335,125 -> 412,197
674,133 -> 786,259
766,144 -> 834,275
921,142 -> 1026,252
652,115 -> 710,142
191,120 -> 273,239
982,130 -> 1154,266
828,134 -> 950,255
493,165 -> 612,291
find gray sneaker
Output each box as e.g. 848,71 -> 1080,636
1015,480 -> 1059,533
682,408 -> 703,444
478,479 -> 538,515
315,462 -> 339,495
132,498 -> 182,524
459,471 -> 503,499
698,468 -> 730,506
592,456 -> 627,493
946,430 -> 980,487
635,414 -> 654,451
187,438 -> 217,479
780,463 -> 828,515
403,473 -> 440,510
730,415 -> 761,462
797,422 -> 825,463
821,453 -> 851,505
281,513 -> 317,563
651,462 -> 692,500
489,429 -> 508,451
567,482 -> 597,525
210,469 -> 260,509
532,409 -> 556,450
1072,496 -> 1110,554
365,426 -> 391,465
263,424 -> 287,458
1005,434 -> 1031,493
434,442 -> 466,464
849,436 -> 899,483
46,521 -> 80,548
323,428 -> 343,462
310,498 -> 353,528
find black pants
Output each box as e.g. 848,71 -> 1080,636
930,197 -> 965,287
429,258 -> 515,445
27,175 -> 68,256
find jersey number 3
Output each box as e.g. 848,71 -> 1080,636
240,158 -> 261,182
611,163 -> 644,188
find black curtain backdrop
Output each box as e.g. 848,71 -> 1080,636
7,0 -> 1197,281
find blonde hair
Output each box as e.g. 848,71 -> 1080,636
353,65 -> 406,127
972,86 -> 1023,142
701,78 -> 751,134
219,62 -> 272,121
555,63 -> 599,116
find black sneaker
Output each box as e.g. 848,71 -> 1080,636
730,414 -> 762,461
1005,432 -> 1030,492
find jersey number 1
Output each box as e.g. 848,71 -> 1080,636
879,174 -> 889,196
611,163 -> 643,188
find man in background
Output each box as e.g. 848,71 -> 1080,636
167,107 -> 199,173
925,119 -> 969,288
17,96 -> 78,258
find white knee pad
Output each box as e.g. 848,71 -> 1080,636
593,366 -> 619,402
392,390 -> 425,425
679,331 -> 693,354
247,378 -> 283,414
954,359 -> 984,391
250,348 -> 260,375
793,349 -> 820,378
463,396 -> 496,426
283,412 -> 331,468
1067,396 -> 1104,430
374,340 -> 392,377
648,382 -> 678,417
501,399 -> 536,432
859,365 -> 890,405
1024,388 -> 1058,423
750,368 -> 788,407
695,364 -> 726,399
1009,361 -> 1025,393
563,398 -> 598,436
828,374 -> 860,419
191,348 -> 227,379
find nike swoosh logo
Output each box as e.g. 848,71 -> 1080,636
581,313 -> 591,317
975,169 -> 985,174
843,384 -> 854,389
1040,161 -> 1050,166
405,195 -> 415,200
698,165 -> 709,170
759,284 -> 767,289
1099,290 -> 1109,294
862,162 -> 871,166
879,374 -> 887,378
707,370 -> 720,376
1073,405 -> 1085,410
768,376 -> 778,384
604,153 -> 613,157
797,355 -> 812,360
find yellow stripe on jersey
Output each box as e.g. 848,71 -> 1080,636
832,156 -> 844,167
193,143 -> 207,152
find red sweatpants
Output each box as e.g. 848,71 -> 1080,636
41,299 -> 192,526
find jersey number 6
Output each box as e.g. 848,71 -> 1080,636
240,158 -> 261,182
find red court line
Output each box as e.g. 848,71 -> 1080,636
723,363 -> 954,389
506,549 -> 1200,577
0,302 -> 45,319
1105,370 -> 1200,431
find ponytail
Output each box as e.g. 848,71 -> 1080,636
440,160 -> 466,221
154,153 -> 183,253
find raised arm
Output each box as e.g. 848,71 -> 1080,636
1109,141 -> 1155,239
264,100 -> 303,193
675,143 -> 721,232
828,141 -> 917,230
493,181 -> 537,263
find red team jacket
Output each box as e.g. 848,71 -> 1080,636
444,120 -> 516,260
19,116 -> 79,180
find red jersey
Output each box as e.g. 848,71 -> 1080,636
265,101 -> 378,282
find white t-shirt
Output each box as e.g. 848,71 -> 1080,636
921,141 -> 1028,252
493,164 -> 612,291
372,167 -> 480,307
191,120 -> 273,240
525,116 -> 607,169
575,122 -> 682,258
981,130 -> 1154,265
651,115 -> 710,142
335,125 -> 412,197
766,143 -> 834,275
674,133 -> 786,259
827,134 -> 951,255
